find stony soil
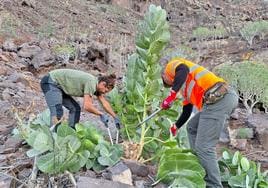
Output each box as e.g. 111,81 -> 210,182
0,0 -> 268,187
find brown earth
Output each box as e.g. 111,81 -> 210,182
0,0 -> 268,187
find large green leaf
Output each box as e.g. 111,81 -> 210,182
37,152 -> 61,174
157,145 -> 206,187
26,148 -> 45,158
57,124 -> 76,137
32,109 -> 51,126
33,132 -> 51,152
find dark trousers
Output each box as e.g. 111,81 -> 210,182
40,75 -> 81,128
187,87 -> 238,188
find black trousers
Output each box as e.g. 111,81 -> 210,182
40,75 -> 81,128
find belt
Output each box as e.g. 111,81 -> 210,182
203,82 -> 228,105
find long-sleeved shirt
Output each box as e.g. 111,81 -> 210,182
171,64 -> 194,129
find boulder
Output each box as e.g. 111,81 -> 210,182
246,114 -> 268,151
258,128 -> 268,151
31,49 -> 54,69
108,161 -> 133,185
17,44 -> 41,59
77,176 -> 134,188
123,159 -> 149,177
230,139 -> 247,151
3,40 -> 17,52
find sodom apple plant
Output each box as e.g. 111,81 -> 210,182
109,4 -> 180,160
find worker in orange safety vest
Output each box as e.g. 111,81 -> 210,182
160,57 -> 238,188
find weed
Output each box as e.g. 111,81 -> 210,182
37,22 -> 55,40
193,26 -> 227,40
0,11 -> 20,38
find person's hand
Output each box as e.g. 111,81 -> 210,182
170,124 -> 177,136
114,116 -> 121,129
161,90 -> 177,109
100,114 -> 109,127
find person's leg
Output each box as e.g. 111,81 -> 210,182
195,114 -> 224,188
187,112 -> 201,150
40,76 -> 64,127
194,88 -> 238,188
62,93 -> 81,129
219,119 -> 230,143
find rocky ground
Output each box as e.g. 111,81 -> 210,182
0,0 -> 268,187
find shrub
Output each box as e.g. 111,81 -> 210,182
192,26 -> 227,40
109,5 -> 182,160
215,61 -> 268,115
240,20 -> 268,46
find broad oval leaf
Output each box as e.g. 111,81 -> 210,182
240,157 -> 250,172
57,124 -> 76,137
222,150 -> 230,160
33,132 -> 50,152
97,156 -> 114,167
26,148 -> 44,158
232,151 -> 240,166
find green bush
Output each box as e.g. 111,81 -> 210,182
215,61 -> 268,114
240,20 -> 268,46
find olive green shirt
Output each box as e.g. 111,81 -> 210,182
49,69 -> 98,97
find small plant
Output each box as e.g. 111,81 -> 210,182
37,22 -> 55,39
240,20 -> 268,46
219,150 -> 268,188
192,26 -> 227,40
52,43 -> 76,63
162,46 -> 197,60
236,128 -> 254,139
215,61 -> 268,115
0,11 -> 20,38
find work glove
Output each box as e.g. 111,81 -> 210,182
161,90 -> 177,109
114,116 -> 121,129
100,114 -> 109,127
170,124 -> 177,136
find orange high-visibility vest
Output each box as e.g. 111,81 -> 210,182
163,58 -> 225,110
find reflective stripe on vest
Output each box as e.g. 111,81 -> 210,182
180,64 -> 210,101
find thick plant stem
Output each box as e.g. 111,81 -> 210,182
137,92 -> 148,160
29,156 -> 38,188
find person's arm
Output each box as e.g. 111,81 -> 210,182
97,95 -> 116,118
175,103 -> 193,129
83,94 -> 103,116
161,64 -> 189,109
172,64 -> 189,92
